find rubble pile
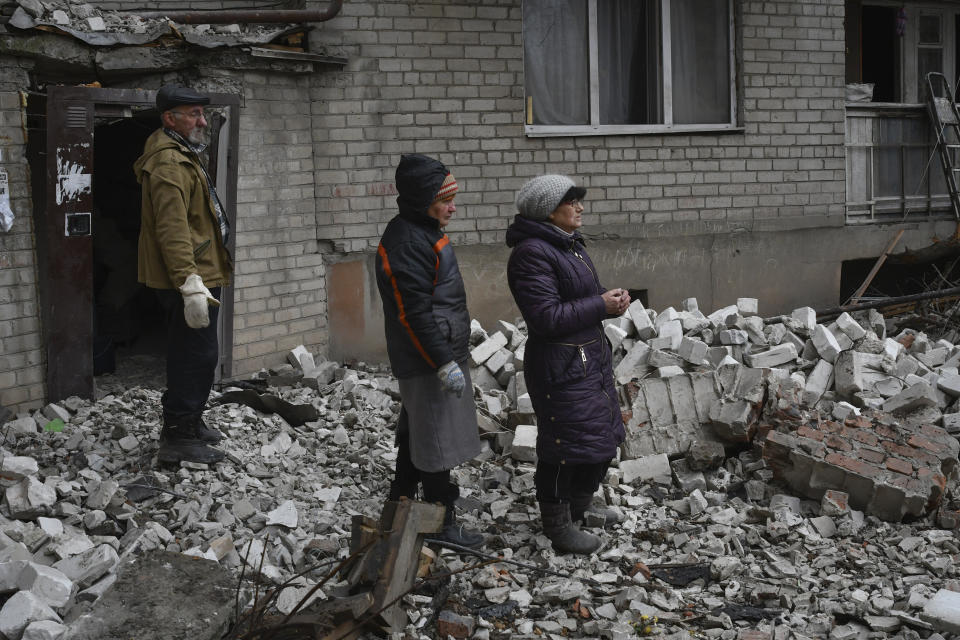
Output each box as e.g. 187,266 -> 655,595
0,299 -> 959,638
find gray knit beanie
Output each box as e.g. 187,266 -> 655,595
515,174 -> 577,221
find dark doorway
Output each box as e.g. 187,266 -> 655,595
91,111 -> 164,388
32,87 -> 240,403
861,5 -> 900,102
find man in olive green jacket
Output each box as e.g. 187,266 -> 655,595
134,84 -> 233,465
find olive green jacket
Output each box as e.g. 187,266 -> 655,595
134,128 -> 232,290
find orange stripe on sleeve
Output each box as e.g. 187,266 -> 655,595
432,235 -> 449,286
378,244 -> 437,369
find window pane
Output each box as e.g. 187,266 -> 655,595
671,0 -> 731,124
919,14 -> 941,44
597,0 -> 661,125
523,0 -> 590,125
918,47 -> 942,102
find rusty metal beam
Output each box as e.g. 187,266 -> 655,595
125,0 -> 342,24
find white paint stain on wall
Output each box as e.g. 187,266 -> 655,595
55,144 -> 91,205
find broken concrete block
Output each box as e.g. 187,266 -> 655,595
604,323 -> 628,352
614,342 -> 650,384
484,348 -> 513,375
51,545 -> 119,590
883,383 -> 938,415
17,563 -> 73,610
677,337 -> 708,365
743,343 -> 797,368
627,300 -> 656,339
41,405 -> 70,424
21,620 -> 68,640
736,297 -> 758,316
85,479 -> 118,511
516,393 -> 533,414
657,366 -> 684,378
681,297 -> 698,312
791,307 -> 817,331
834,351 -> 887,397
6,478 -> 56,519
812,325 -> 842,363
0,591 -> 60,640
942,412 -> 960,434
707,304 -> 739,330
922,589 -> 960,634
801,359 -> 833,407
809,515 -> 837,538
620,454 -> 670,484
917,347 -> 949,369
510,425 -> 537,462
657,320 -> 683,350
287,345 -> 316,374
719,330 -> 748,345
685,440 -> 725,471
0,457 -> 38,484
710,400 -> 758,443
470,332 -> 507,366
936,374 -> 960,397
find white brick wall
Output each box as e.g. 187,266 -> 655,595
0,75 -> 44,413
308,0 -> 846,253
231,71 -> 327,376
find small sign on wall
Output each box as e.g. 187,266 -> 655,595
65,212 -> 91,237
0,168 -> 12,232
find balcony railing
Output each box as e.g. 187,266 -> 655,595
845,103 -> 954,223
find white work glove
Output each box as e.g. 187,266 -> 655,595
179,273 -> 220,329
437,360 -> 465,398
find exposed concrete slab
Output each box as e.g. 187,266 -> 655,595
64,551 -> 234,640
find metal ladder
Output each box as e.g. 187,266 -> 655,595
926,72 -> 960,219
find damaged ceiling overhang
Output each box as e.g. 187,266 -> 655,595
1,0 -> 346,77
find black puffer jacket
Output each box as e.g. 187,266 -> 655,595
375,154 -> 470,379
506,215 -> 624,465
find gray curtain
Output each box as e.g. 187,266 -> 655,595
523,0 -> 590,125
671,0 -> 730,124
598,0 -> 660,124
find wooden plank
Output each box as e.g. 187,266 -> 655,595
369,499 -> 444,633
849,228 -> 905,303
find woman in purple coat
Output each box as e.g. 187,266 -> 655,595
506,175 -> 631,554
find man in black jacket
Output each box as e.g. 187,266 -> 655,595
375,154 -> 483,547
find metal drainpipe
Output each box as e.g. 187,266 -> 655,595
127,0 -> 342,24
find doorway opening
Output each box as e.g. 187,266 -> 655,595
91,109 -> 165,392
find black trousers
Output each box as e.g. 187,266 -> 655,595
535,460 -> 610,505
155,287 -> 221,424
388,406 -> 459,506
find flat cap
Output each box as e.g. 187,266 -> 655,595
156,84 -> 210,112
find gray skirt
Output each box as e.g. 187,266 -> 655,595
398,362 -> 481,473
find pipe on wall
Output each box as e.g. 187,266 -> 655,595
127,0 -> 342,24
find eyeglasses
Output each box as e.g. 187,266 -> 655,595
563,199 -> 582,208
170,109 -> 206,120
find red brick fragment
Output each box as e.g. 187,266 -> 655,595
820,420 -> 843,434
885,457 -> 914,476
858,448 -> 885,464
908,435 -> 951,456
825,435 -> 852,451
841,427 -> 879,446
796,426 -> 823,441
875,424 -> 900,440
825,452 -> 882,478
845,415 -> 873,429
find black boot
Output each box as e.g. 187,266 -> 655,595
425,505 -> 483,548
190,416 -> 223,443
540,502 -> 601,555
158,424 -> 226,465
569,495 -> 622,528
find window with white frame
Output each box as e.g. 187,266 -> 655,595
522,0 -> 736,136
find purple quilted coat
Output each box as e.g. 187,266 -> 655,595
505,215 -> 625,465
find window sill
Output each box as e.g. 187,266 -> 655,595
524,123 -> 744,137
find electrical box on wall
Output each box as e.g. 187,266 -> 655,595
65,212 -> 91,237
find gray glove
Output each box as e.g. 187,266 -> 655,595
437,360 -> 465,398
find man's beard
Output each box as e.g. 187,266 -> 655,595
186,127 -> 206,145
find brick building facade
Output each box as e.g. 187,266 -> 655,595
0,0 -> 954,412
